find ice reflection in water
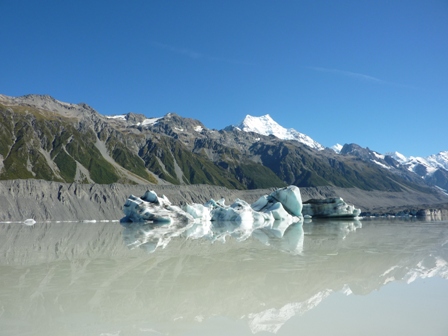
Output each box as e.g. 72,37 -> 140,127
0,218 -> 447,335
122,218 -> 308,255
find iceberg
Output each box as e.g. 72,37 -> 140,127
121,186 -> 361,253
122,192 -> 194,223
302,197 -> 361,218
122,185 -> 304,225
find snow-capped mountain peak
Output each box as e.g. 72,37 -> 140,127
426,151 -> 448,171
236,114 -> 324,150
384,151 -> 448,173
385,151 -> 408,164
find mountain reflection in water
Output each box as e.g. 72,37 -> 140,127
0,218 -> 447,335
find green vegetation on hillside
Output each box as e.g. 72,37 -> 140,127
98,128 -> 157,183
236,163 -> 287,189
140,137 -> 245,188
65,133 -> 119,184
0,115 -> 56,181
0,105 -> 121,184
0,101 -> 439,193
53,150 -> 77,182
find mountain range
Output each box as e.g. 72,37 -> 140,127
0,94 -> 447,199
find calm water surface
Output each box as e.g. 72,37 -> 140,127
0,218 -> 447,335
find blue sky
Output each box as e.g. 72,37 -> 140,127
1,0 -> 447,157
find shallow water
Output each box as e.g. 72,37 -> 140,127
0,218 -> 447,335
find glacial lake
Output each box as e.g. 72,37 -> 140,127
1,218 -> 448,336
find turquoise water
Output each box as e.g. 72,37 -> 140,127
0,218 -> 447,335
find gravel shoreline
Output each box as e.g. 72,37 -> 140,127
1,179 -> 447,222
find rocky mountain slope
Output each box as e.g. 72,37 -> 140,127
387,151 -> 448,192
0,94 -> 446,200
332,144 -> 448,193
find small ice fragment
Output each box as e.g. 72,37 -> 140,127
23,219 -> 36,226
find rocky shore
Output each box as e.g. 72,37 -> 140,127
0,179 -> 447,222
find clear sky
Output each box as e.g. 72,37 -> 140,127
1,0 -> 447,158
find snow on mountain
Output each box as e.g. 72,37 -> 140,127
386,151 -> 448,172
371,160 -> 391,170
426,151 -> 448,171
140,117 -> 161,126
405,156 -> 436,174
106,114 -> 161,127
235,114 -> 324,150
106,114 -> 127,120
385,151 -> 448,178
386,151 -> 408,164
330,143 -> 343,154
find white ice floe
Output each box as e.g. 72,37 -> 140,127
122,186 -> 304,251
121,186 -> 362,254
122,185 -> 304,225
302,197 -> 361,218
123,191 -> 195,224
121,186 -> 305,254
23,218 -> 36,226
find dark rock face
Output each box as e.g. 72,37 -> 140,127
412,163 -> 428,177
340,143 -> 375,160
384,155 -> 400,168
426,169 -> 448,191
124,112 -> 147,124
339,143 -> 447,192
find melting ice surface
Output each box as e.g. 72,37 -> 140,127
122,185 -> 305,225
1,217 -> 448,335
